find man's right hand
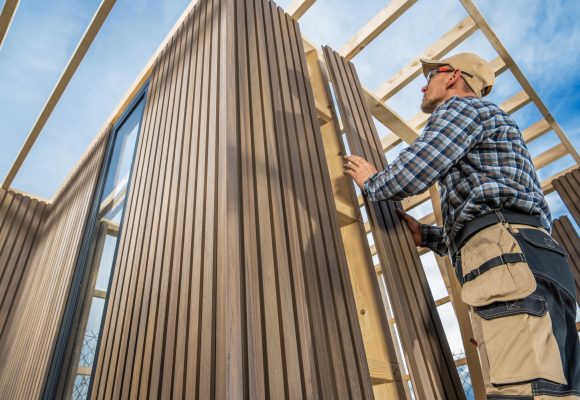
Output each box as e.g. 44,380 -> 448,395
396,208 -> 422,247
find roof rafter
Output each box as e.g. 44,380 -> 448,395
339,0 -> 416,60
2,0 -> 116,189
458,0 -> 580,164
0,0 -> 19,48
375,15 -> 478,102
287,0 -> 316,20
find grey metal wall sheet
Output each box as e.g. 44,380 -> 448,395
91,0 -> 372,398
0,131 -> 108,400
322,46 -> 465,399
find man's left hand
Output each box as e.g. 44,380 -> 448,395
344,155 -> 379,190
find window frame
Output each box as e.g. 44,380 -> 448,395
42,83 -> 149,400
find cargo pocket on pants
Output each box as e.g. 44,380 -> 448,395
459,223 -> 536,307
474,295 -> 567,385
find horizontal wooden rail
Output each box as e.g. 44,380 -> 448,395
340,0 -> 416,60
376,16 -> 477,101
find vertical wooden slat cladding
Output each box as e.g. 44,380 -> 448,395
0,190 -> 47,342
92,0 -> 373,398
553,168 -> 580,226
0,130 -> 108,400
552,216 -> 580,302
322,46 -> 465,399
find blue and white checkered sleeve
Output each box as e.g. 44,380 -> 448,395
363,98 -> 484,201
420,224 -> 448,256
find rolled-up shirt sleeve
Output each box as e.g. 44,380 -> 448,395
363,97 -> 484,202
420,224 -> 448,256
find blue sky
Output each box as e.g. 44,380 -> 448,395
1,0 -> 579,202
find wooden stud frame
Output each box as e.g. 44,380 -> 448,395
323,46 -> 465,399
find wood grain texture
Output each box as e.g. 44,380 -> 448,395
91,0 -> 373,398
553,168 -> 580,227
322,46 -> 465,400
0,128 -> 109,400
0,190 -> 48,342
552,216 -> 580,302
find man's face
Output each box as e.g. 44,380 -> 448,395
420,66 -> 452,114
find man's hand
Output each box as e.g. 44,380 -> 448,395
343,155 -> 379,190
396,208 -> 422,247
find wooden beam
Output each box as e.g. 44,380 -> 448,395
371,243 -> 430,264
406,55 -> 508,132
324,47 -> 465,397
375,16 -> 477,101
77,366 -> 93,376
522,119 -> 551,143
302,35 -> 317,53
402,190 -> 431,211
103,219 -> 120,237
2,0 -> 116,190
488,55 -> 508,76
381,132 -> 403,153
365,89 -> 418,144
0,0 -> 19,48
533,143 -> 567,171
419,212 -> 436,226
315,98 -> 334,124
311,47 -> 406,397
339,0 -> 416,60
455,357 -> 467,367
459,0 -> 580,164
358,184 -> 431,211
434,296 -> 450,307
499,90 -> 530,115
287,0 -> 316,20
429,185 -> 486,397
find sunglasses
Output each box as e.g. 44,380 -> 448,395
426,66 -> 473,84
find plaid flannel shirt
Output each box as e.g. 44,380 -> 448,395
363,96 -> 551,256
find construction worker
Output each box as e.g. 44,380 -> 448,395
344,53 -> 580,398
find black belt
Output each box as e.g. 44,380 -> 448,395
449,209 -> 544,258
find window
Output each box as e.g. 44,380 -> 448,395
62,93 -> 145,400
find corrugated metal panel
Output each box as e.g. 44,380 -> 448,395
0,130 -> 109,400
553,168 -> 580,226
322,46 -> 465,399
0,190 -> 48,341
91,0 -> 373,398
552,216 -> 580,302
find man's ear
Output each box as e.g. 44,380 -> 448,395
445,70 -> 462,89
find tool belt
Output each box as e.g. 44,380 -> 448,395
449,208 -> 544,260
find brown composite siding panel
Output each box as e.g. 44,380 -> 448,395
322,46 -> 465,399
91,0 -> 373,398
0,190 -> 48,342
552,216 -> 580,302
0,130 -> 109,400
553,168 -> 580,226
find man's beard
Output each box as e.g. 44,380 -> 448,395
420,97 -> 437,114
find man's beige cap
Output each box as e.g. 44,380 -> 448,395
420,53 -> 495,97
